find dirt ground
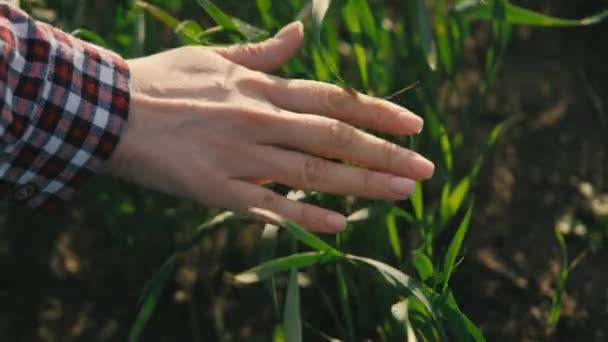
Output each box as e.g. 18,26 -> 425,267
1,1 -> 608,341
453,2 -> 608,340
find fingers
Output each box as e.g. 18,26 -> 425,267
214,21 -> 304,72
264,78 -> 424,135
228,180 -> 347,233
264,112 -> 434,180
247,145 -> 417,200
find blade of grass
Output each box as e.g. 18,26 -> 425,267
234,252 -> 342,284
441,203 -> 473,294
336,263 -> 356,342
442,291 -> 486,341
342,1 -> 369,89
175,20 -> 205,45
391,299 -> 418,342
440,176 -> 470,225
256,0 -> 275,28
353,0 -> 377,42
283,268 -> 303,342
411,183 -> 424,222
456,1 -> 608,26
416,0 -> 437,70
129,255 -> 176,342
412,250 -> 434,281
386,211 -> 402,262
250,208 -> 343,256
346,254 -> 439,324
312,0 -> 331,45
196,0 -> 239,31
135,1 -> 180,29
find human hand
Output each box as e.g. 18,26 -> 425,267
105,22 -> 434,233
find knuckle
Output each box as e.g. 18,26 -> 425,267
298,205 -> 316,227
361,169 -> 373,193
321,84 -> 349,113
179,45 -> 201,57
260,193 -> 278,209
327,120 -> 355,148
365,107 -> 381,129
180,100 -> 198,114
301,157 -> 326,187
234,71 -> 270,90
384,142 -> 401,169
236,107 -> 275,129
240,43 -> 264,58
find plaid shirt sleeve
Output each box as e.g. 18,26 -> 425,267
0,4 -> 130,211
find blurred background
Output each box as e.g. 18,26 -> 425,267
1,0 -> 607,341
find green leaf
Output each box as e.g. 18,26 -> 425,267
435,16 -> 453,74
386,212 -> 402,260
256,0 -> 274,27
283,268 -> 302,342
391,299 -> 418,342
456,1 -> 608,26
411,182 -> 424,221
412,251 -> 434,281
346,254 -> 438,322
442,292 -> 486,341
439,183 -> 451,224
135,1 -> 180,29
231,17 -> 270,41
197,0 -> 268,42
284,221 -> 343,256
250,208 -> 342,256
549,218 -> 571,329
234,252 -> 341,284
342,2 -> 369,88
353,0 -> 377,42
416,0 -> 437,70
392,207 -> 416,223
312,48 -> 332,81
129,255 -> 176,342
439,124 -> 453,171
441,176 -> 471,224
448,177 -> 471,213
197,0 -> 239,32
487,123 -> 503,146
175,20 -> 205,45
336,263 -> 356,341
441,203 -> 473,293
312,0 -> 332,45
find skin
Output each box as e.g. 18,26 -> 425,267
104,22 -> 434,233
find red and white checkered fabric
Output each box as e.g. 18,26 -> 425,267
0,4 -> 130,210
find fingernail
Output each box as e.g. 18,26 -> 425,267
411,154 -> 435,179
414,116 -> 424,133
276,21 -> 303,38
389,177 -> 416,196
326,213 -> 347,231
400,112 -> 424,134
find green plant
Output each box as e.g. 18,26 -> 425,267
121,1 -> 608,341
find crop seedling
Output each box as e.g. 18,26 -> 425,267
39,0 -> 606,340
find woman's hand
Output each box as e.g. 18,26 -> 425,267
105,22 -> 434,233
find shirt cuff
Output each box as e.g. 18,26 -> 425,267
0,6 -> 130,211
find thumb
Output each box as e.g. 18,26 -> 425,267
214,21 -> 304,72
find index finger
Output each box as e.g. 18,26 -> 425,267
263,78 -> 423,135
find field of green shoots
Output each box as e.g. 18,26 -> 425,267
2,0 -> 608,341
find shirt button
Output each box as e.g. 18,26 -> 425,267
13,183 -> 38,202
